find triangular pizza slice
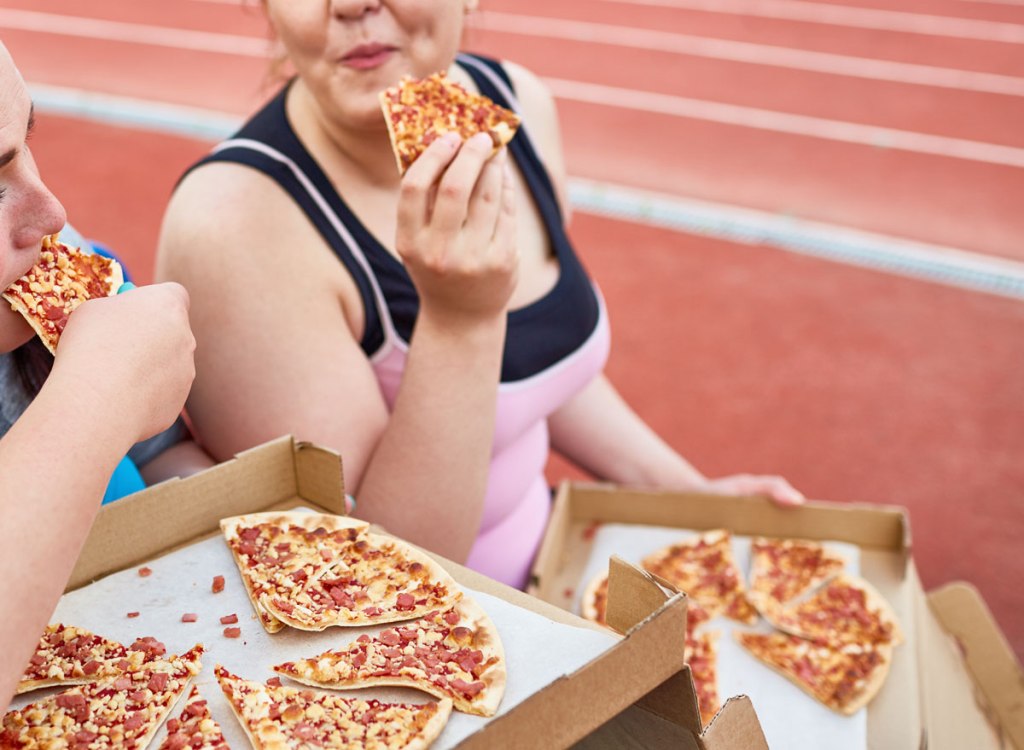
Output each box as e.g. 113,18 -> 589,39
158,684 -> 229,750
2,645 -> 203,749
273,596 -> 505,717
379,72 -> 521,175
2,234 -> 123,354
17,623 -> 154,695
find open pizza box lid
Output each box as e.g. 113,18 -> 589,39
62,436 -> 764,749
529,481 -> 1024,750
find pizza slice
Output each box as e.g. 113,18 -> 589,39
379,72 -> 521,175
735,631 -> 891,715
158,684 -> 229,750
262,531 -> 462,632
17,623 -> 154,695
747,537 -> 845,616
642,530 -> 758,624
2,645 -> 203,749
221,512 -> 371,633
767,574 -> 903,647
215,665 -> 452,750
2,234 -> 124,354
685,631 -> 721,728
273,596 -> 505,717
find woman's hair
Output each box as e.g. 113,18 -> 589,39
12,337 -> 52,396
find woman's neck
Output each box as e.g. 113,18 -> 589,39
287,79 -> 403,189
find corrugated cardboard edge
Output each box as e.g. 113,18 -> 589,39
928,582 -> 1024,750
529,481 -> 921,749
67,436 -> 344,591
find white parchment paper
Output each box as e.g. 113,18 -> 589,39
578,523 -> 868,750
9,529 -> 619,749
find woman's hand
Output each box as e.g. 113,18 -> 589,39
395,132 -> 518,327
699,474 -> 805,506
50,282 -> 196,446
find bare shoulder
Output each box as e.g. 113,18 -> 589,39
502,60 -> 570,214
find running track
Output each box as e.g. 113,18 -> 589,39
2,0 -> 1023,661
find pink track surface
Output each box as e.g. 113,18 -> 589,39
6,0 -> 1023,659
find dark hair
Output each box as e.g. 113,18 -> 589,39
12,337 -> 52,396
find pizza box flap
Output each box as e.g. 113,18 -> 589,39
68,435 -> 344,591
66,436 -> 713,748
919,576 -> 1024,750
530,481 -> 928,749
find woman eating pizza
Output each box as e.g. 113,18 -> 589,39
0,41 -> 202,707
156,0 -> 804,590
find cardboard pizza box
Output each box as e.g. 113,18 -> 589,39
62,436 -> 767,750
528,481 -> 1024,750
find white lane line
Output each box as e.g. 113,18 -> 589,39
7,7 -> 1021,99
0,8 -> 270,56
8,7 -> 1023,100
471,12 -> 1024,96
570,179 -> 1024,299
602,0 -> 1024,41
28,82 -> 1024,299
547,77 -> 1024,168
9,11 -> 1023,165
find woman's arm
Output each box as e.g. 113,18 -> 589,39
157,135 -> 516,563
0,284 -> 195,708
548,375 -> 804,503
505,64 -> 804,505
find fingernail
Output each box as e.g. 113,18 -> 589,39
469,132 -> 493,149
440,131 -> 461,147
117,282 -> 137,295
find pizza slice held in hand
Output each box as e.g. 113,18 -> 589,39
273,596 -> 506,717
2,234 -> 123,354
379,72 -> 521,175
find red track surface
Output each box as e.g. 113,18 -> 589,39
4,0 -> 1023,658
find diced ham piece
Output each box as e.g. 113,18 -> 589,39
181,613 -> 198,623
147,672 -> 169,691
126,612 -> 140,618
220,614 -> 239,625
223,627 -> 241,638
396,593 -> 415,611
137,567 -> 152,577
212,575 -> 225,593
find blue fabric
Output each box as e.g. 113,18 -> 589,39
102,456 -> 146,504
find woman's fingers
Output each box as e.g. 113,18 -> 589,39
463,147 -> 508,242
396,132 -> 462,245
429,132 -> 496,236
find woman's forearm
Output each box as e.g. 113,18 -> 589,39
354,313 -> 507,562
0,377 -> 133,707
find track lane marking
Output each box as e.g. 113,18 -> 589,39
471,12 -> 1024,96
588,0 -> 1024,41
546,78 -> 1024,168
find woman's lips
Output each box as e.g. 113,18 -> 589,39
340,44 -> 395,70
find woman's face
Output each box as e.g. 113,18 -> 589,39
264,0 -> 470,129
0,43 -> 67,352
